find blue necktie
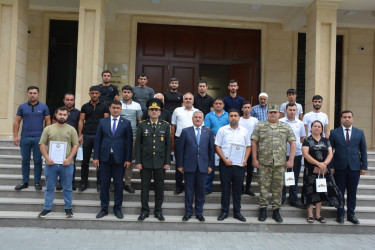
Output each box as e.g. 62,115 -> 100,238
196,127 -> 200,145
112,118 -> 117,136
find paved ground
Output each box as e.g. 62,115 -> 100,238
1,227 -> 374,249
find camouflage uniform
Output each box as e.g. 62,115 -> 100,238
251,119 -> 296,209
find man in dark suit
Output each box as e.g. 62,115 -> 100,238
135,98 -> 171,221
329,110 -> 367,224
177,111 -> 215,222
93,100 -> 133,219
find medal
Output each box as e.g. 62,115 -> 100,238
161,136 -> 164,141
145,129 -> 149,136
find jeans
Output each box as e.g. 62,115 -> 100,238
20,136 -> 42,184
58,156 -> 76,187
44,164 -> 74,210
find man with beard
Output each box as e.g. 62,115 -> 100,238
78,86 -> 109,192
251,93 -> 269,121
38,107 -> 79,218
303,95 -> 329,137
164,78 -> 183,114
216,109 -> 251,222
52,93 -> 80,190
223,80 -> 245,113
193,80 -> 214,116
96,70 -> 119,106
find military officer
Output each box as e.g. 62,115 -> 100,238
251,104 -> 296,223
135,98 -> 171,221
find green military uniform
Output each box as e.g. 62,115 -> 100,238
251,112 -> 296,209
135,118 -> 171,215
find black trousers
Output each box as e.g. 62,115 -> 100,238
174,136 -> 184,189
141,168 -> 164,215
81,134 -> 100,186
244,154 -> 254,191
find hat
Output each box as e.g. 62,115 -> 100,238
147,98 -> 163,110
259,92 -> 268,98
268,104 -> 279,112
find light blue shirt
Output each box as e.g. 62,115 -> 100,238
204,110 -> 229,136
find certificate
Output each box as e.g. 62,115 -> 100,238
228,143 -> 246,166
49,141 -> 67,164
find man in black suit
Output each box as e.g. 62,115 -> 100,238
329,110 -> 367,224
177,110 -> 215,222
93,100 -> 133,219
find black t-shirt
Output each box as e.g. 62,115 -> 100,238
52,108 -> 80,131
163,92 -> 183,114
81,102 -> 109,135
193,94 -> 214,116
96,84 -> 119,105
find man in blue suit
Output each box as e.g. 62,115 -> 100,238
177,110 -> 215,221
93,100 -> 133,219
329,110 -> 367,224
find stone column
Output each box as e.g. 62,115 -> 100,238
75,0 -> 106,107
0,0 -> 28,138
305,0 -> 341,127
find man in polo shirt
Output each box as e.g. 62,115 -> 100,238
52,93 -> 80,190
164,78 -> 183,115
78,86 -> 109,192
251,93 -> 269,121
223,80 -> 245,113
133,73 -> 155,114
193,80 -> 214,116
280,103 -> 306,208
96,70 -> 120,106
171,92 -> 199,195
203,98 -> 229,195
279,89 -> 303,120
13,86 -> 51,191
120,85 -> 142,193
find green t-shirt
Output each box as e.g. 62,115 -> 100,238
39,123 -> 79,164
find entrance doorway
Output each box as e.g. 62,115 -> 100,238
46,20 -> 78,113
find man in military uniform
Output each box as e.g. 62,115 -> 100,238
251,104 -> 296,223
135,98 -> 171,221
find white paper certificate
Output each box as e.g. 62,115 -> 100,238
49,141 -> 67,164
228,143 -> 246,166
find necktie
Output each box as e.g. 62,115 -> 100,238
196,127 -> 200,145
152,122 -> 156,132
346,129 -> 350,145
112,118 -> 117,136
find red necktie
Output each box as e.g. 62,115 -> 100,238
345,129 -> 349,145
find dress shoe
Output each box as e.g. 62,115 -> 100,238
234,213 -> 246,222
258,208 -> 267,222
79,185 -> 87,192
182,214 -> 191,221
290,201 -> 304,209
196,215 -> 205,222
205,190 -> 212,195
336,215 -> 344,224
155,213 -> 165,221
114,210 -> 124,219
174,187 -> 184,195
217,212 -> 228,221
96,210 -> 108,219
124,185 -> 135,194
138,212 -> 149,221
15,183 -> 28,190
56,183 -> 62,191
35,183 -> 42,191
347,215 -> 360,224
272,209 -> 283,223
244,190 -> 255,196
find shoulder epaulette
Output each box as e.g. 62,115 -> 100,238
160,119 -> 169,125
139,120 -> 147,123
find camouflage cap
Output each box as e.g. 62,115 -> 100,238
268,104 -> 279,112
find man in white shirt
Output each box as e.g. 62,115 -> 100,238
280,103 -> 306,208
171,92 -> 199,194
238,101 -> 258,196
303,95 -> 329,137
216,109 -> 251,222
279,89 -> 303,120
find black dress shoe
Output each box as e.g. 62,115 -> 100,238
182,214 -> 191,221
347,215 -> 360,224
79,185 -> 87,192
174,187 -> 184,195
217,212 -> 228,221
196,215 -> 205,222
35,183 -> 42,191
114,210 -> 124,219
155,213 -> 165,221
234,213 -> 246,222
205,190 -> 212,195
244,190 -> 255,196
15,183 -> 28,190
336,215 -> 344,224
138,212 -> 149,221
96,210 -> 108,219
258,208 -> 267,222
56,183 -> 62,191
124,186 -> 135,193
272,209 -> 283,223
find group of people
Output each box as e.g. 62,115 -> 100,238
13,71 -> 367,225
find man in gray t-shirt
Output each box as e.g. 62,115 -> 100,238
132,73 -> 155,113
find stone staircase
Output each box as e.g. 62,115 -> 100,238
0,138 -> 374,233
